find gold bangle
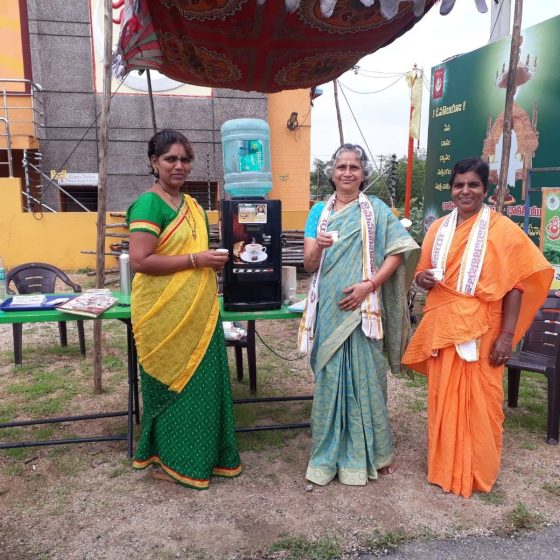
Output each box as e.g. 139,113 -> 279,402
188,253 -> 196,269
192,253 -> 198,269
364,278 -> 377,291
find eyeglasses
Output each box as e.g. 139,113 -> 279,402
162,156 -> 192,164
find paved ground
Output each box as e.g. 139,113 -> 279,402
359,525 -> 560,559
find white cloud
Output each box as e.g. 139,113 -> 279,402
311,3 -> 560,165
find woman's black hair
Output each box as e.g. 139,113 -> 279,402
449,158 -> 489,192
147,129 -> 194,177
326,143 -> 373,191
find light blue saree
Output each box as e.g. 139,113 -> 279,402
305,197 -> 419,485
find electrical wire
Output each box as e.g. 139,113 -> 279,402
41,78 -> 126,197
487,0 -> 506,44
255,329 -> 307,361
352,66 -> 407,77
338,75 -> 405,95
336,80 -> 377,169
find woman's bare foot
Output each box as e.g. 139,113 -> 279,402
378,464 -> 398,475
151,469 -> 175,483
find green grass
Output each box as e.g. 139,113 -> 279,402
269,534 -> 342,560
364,529 -> 409,553
477,485 -> 506,506
504,371 -> 548,437
405,375 -> 427,389
542,481 -> 560,497
408,399 -> 427,413
506,501 -> 544,532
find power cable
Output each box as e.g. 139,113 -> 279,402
254,329 -> 307,361
487,0 -> 506,44
336,80 -> 378,169
42,78 -> 126,196
338,75 -> 404,95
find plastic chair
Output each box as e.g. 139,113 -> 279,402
506,290 -> 560,444
6,262 -> 86,364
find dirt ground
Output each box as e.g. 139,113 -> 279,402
0,274 -> 559,560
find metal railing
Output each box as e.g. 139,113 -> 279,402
0,78 -> 44,177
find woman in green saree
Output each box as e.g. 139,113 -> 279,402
127,129 -> 242,489
300,144 -> 419,486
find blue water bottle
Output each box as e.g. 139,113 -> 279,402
221,118 -> 272,198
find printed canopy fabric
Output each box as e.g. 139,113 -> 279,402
113,0 -> 440,93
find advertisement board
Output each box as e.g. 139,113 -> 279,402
541,188 -> 560,289
424,15 -> 560,248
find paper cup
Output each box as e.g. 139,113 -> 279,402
215,248 -> 229,254
328,231 -> 339,242
430,268 -> 444,281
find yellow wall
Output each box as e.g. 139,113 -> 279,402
0,2 -> 26,86
0,2 -> 37,149
0,179 -> 310,270
0,178 -> 126,270
268,89 -> 311,226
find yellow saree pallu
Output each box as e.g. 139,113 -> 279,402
132,195 -> 218,392
130,194 -> 241,488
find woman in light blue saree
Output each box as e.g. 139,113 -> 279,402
299,144 -> 419,486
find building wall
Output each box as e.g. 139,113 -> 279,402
0,1 -> 312,270
24,0 -> 270,212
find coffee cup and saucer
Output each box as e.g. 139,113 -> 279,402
240,243 -> 268,263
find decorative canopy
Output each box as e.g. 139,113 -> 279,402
113,0 -> 488,93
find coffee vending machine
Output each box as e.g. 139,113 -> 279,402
221,198 -> 282,311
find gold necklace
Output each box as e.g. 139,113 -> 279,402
159,185 -> 197,240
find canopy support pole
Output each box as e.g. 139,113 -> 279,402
146,70 -> 158,134
333,80 -> 344,146
93,0 -> 113,393
496,0 -> 523,213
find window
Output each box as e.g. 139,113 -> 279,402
59,185 -> 98,211
181,181 -> 219,211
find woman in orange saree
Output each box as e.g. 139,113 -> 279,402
402,158 -> 552,498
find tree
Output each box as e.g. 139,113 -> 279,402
310,158 -> 332,201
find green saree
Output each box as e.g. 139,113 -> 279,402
127,192 -> 241,489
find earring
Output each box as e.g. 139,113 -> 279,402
153,168 -> 160,179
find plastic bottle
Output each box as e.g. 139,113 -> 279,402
0,256 -> 7,301
221,118 -> 272,197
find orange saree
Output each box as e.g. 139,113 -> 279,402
402,212 -> 552,498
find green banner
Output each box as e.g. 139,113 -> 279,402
424,15 -> 560,247
541,188 -> 560,289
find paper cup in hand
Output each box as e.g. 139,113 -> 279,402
328,231 -> 339,242
215,248 -> 229,254
430,268 -> 444,281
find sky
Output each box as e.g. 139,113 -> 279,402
310,2 -> 560,167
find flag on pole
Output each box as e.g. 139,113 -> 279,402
406,67 -> 423,140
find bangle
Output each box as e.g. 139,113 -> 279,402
501,329 -> 514,336
192,253 -> 198,269
364,278 -> 377,292
414,271 -> 424,286
188,253 -> 197,269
